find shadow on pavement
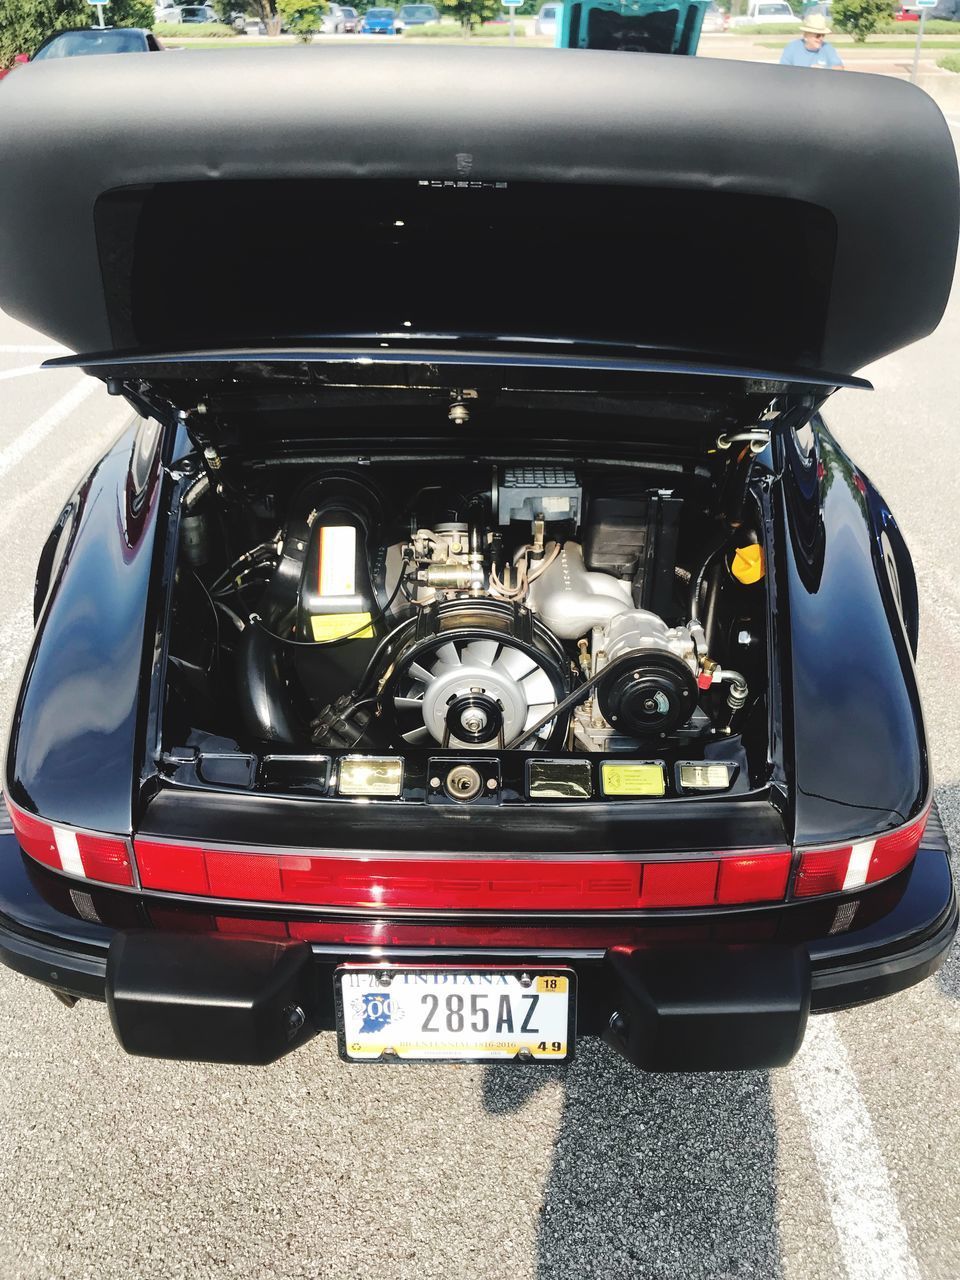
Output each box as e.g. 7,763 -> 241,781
934,782 -> 960,1001
483,1039 -> 782,1280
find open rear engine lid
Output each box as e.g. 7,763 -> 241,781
0,47 -> 956,384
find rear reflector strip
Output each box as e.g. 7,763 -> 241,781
842,840 -> 875,892
4,795 -> 929,910
53,828 -> 84,877
134,839 -> 793,911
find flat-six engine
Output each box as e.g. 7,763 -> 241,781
213,464 -> 755,761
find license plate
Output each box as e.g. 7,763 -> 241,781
335,967 -> 575,1062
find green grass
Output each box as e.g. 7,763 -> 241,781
401,21 -> 537,36
170,37 -> 292,45
401,22 -> 465,35
939,50 -> 960,68
733,18 -> 960,33
155,21 -> 241,37
168,31 -> 551,46
476,22 -> 534,35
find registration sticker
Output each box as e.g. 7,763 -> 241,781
335,967 -> 575,1062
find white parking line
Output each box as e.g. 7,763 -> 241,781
0,377 -> 99,481
0,344 -> 68,355
0,365 -> 43,383
790,1016 -> 921,1280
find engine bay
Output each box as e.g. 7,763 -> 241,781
163,452 -> 770,802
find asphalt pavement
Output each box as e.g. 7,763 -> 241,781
1,146 -> 959,1279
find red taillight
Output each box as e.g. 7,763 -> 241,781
74,833 -> 135,886
869,812 -> 928,881
7,805 -> 60,869
134,839 -> 793,911
5,798 -> 135,888
717,852 -> 792,904
794,809 -> 928,898
793,847 -> 849,898
5,792 -> 928,910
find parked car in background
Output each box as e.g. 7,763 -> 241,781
323,3 -> 348,31
179,4 -> 222,19
30,27 -> 165,58
730,0 -> 797,23
285,3 -> 346,32
155,3 -> 183,20
340,5 -> 361,29
398,3 -> 440,23
535,1 -> 562,34
700,2 -> 728,31
360,7 -> 401,31
892,5 -> 921,18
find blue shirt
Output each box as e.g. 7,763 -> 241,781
779,38 -> 843,67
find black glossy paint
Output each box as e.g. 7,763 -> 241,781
4,418 -> 165,834
774,416 -> 928,845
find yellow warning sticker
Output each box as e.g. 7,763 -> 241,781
600,762 -> 666,797
310,612 -> 373,642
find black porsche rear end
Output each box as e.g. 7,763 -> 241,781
0,794 -> 955,1068
0,48 -> 957,1071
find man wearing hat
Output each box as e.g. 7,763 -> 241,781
779,13 -> 844,67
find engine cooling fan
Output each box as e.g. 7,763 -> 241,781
381,602 -> 570,750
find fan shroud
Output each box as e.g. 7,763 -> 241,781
380,601 -> 571,751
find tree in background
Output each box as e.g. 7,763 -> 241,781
0,0 -> 154,66
275,0 -> 328,37
831,0 -> 892,41
438,0 -> 502,33
211,0 -> 261,20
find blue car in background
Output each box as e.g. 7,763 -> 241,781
360,6 -> 401,31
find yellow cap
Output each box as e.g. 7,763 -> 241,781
731,544 -> 764,585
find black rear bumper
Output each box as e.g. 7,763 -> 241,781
1,828 -> 956,1071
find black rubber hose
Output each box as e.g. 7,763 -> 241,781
234,529 -> 308,746
235,606 -> 307,746
689,528 -> 735,624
